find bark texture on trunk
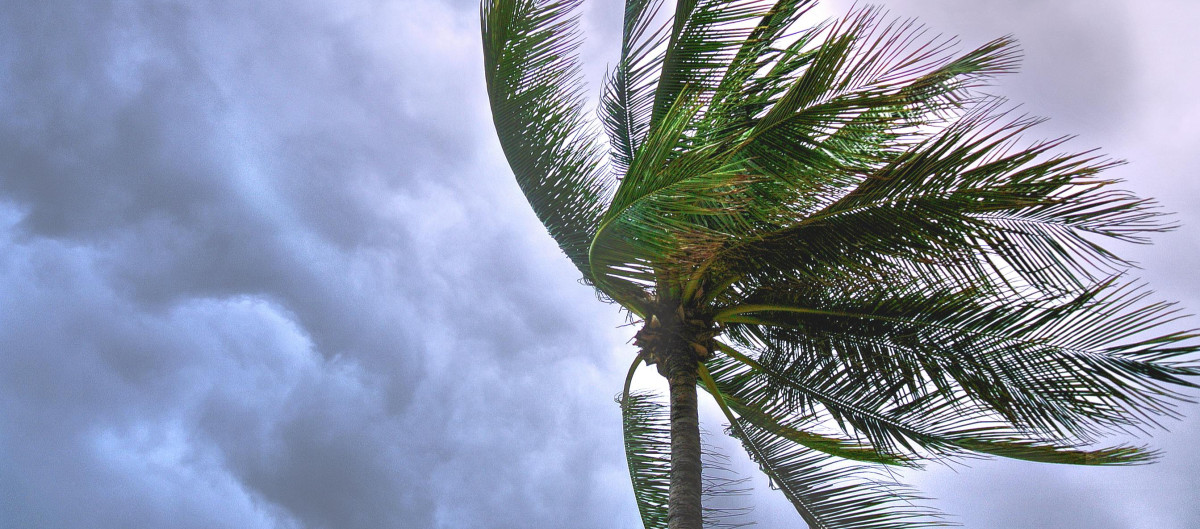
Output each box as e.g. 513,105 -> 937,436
665,345 -> 702,529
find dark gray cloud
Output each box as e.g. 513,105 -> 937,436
0,1 -> 633,528
1,1 -> 1197,529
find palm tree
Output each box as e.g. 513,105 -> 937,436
480,1 -> 1199,528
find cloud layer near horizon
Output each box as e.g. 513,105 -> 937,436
1,1 -> 1197,528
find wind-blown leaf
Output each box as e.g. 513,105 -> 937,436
700,353 -> 915,467
602,0 -> 669,178
710,271 -> 1200,454
710,341 -> 1161,466
652,0 -> 782,127
620,389 -> 759,529
621,391 -> 672,529
482,0 -> 613,281
724,411 -> 949,529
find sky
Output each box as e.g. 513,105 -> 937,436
0,1 -> 1197,528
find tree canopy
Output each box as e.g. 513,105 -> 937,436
481,1 -> 1200,527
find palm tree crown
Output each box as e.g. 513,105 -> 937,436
481,1 -> 1199,528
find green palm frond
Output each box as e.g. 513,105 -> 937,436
712,275 -> 1198,451
731,426 -> 947,529
591,89 -> 745,300
601,0 -> 668,178
710,341 -> 1159,466
482,0 -> 613,281
704,8 -> 1018,181
699,364 -> 949,529
620,389 -> 758,529
621,391 -> 673,529
730,426 -> 947,529
705,0 -> 817,125
592,6 -> 1028,303
697,98 -> 1173,327
653,0 -> 788,126
701,374 -> 916,467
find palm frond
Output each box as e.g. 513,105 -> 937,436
621,390 -> 673,529
701,98 -> 1171,309
620,389 -> 759,529
652,0 -> 786,126
700,364 -> 948,529
713,275 -> 1199,448
595,6 -> 1028,301
706,8 -> 1018,183
601,0 -> 669,178
700,352 -> 916,467
705,0 -> 819,127
731,424 -> 948,529
710,340 -> 1160,466
590,88 -> 741,299
482,0 -> 613,281
733,426 -> 948,529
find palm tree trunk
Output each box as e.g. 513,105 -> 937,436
665,345 -> 703,529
